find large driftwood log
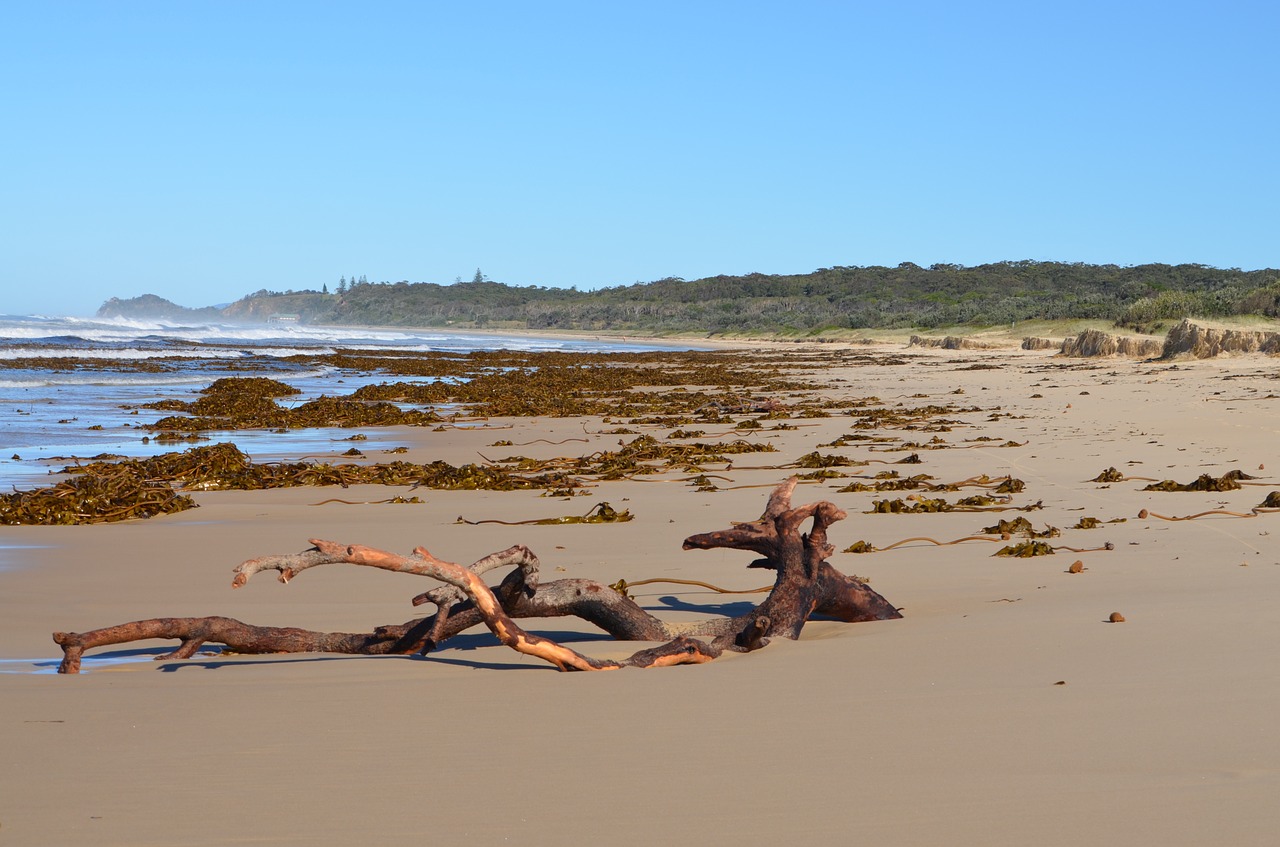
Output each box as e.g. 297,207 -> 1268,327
53,479 -> 900,673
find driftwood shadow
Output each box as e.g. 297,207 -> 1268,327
648,595 -> 758,617
156,653 -> 544,673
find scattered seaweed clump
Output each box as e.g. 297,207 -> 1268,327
154,395 -> 444,433
457,502 -> 632,526
837,474 -> 934,493
795,451 -> 864,469
798,469 -> 848,480
1092,467 -> 1126,483
561,435 -> 776,479
980,517 -> 1059,538
145,377 -> 444,432
994,541 -> 1056,557
203,377 -> 301,398
45,442 -> 581,515
346,351 -> 816,419
1142,473 -> 1242,492
0,471 -> 196,525
868,495 -> 1040,514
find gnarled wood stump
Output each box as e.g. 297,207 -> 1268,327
53,479 -> 900,673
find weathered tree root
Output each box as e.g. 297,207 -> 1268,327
53,479 -> 900,674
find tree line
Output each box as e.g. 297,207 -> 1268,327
101,261 -> 1280,334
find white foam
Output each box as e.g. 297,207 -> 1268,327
0,374 -> 227,389
0,347 -> 242,361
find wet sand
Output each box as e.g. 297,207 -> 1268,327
2,343 -> 1279,845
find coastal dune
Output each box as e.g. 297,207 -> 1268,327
3,343 -> 1280,845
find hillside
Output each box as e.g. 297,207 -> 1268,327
97,294 -> 223,322
99,261 -> 1280,334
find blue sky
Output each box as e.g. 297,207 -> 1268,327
3,1 -> 1277,316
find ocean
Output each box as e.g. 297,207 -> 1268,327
0,314 -> 695,491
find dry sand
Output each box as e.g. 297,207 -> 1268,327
3,344 -> 1280,845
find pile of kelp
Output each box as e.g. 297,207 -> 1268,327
348,366 -> 808,419
348,348 -> 814,409
1141,470 -> 1257,492
867,496 -> 1042,514
128,352 -> 1012,449
484,433 -> 777,479
143,377 -> 443,432
0,443 -> 578,526
70,443 -> 578,493
0,434 -> 780,525
0,471 -> 196,525
980,517 -> 1060,538
126,352 -> 838,433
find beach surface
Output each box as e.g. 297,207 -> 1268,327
3,342 -> 1279,845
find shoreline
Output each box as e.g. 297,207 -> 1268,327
3,344 -> 1280,844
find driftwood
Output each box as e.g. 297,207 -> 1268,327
53,479 -> 901,673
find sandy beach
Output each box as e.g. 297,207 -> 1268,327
3,342 -> 1279,846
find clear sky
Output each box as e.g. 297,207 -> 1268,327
3,1 -> 1277,316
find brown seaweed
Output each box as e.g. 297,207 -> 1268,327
1142,473 -> 1242,492
993,541 -> 1056,557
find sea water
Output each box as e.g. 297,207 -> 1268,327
0,314 -> 696,490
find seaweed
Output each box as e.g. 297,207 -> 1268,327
0,471 -> 195,525
456,502 -> 632,526
994,478 -> 1026,494
1142,473 -> 1242,492
993,541 -> 1056,557
868,496 -> 1041,514
979,517 -> 1060,538
798,469 -> 848,480
795,451 -> 863,469
150,392 -> 444,433
341,350 -> 820,420
836,474 -> 934,493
